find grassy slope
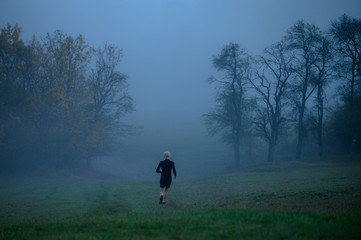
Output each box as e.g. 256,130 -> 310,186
1,157 -> 361,239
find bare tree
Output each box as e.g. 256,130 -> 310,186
310,33 -> 333,156
87,43 -> 135,168
330,14 -> 361,153
250,40 -> 293,162
90,43 -> 134,131
203,42 -> 253,167
285,20 -> 326,159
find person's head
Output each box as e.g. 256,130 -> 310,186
164,151 -> 170,159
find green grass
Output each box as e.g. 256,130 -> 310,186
1,157 -> 361,239
2,210 -> 361,239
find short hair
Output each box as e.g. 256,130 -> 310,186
164,151 -> 170,157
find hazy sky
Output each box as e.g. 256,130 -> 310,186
1,0 -> 361,137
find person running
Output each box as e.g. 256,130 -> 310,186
156,151 -> 177,204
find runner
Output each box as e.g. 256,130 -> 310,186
156,151 -> 177,204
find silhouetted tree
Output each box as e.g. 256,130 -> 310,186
285,21 -> 326,159
204,42 -> 253,167
87,43 -> 135,168
0,24 -> 31,170
330,14 -> 361,153
250,40 -> 293,162
310,33 -> 333,156
90,43 -> 134,126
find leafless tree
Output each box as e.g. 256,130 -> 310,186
285,20 -> 325,159
90,43 -> 134,134
310,34 -> 333,156
250,40 -> 293,162
203,42 -> 253,167
87,43 -> 135,168
330,14 -> 361,153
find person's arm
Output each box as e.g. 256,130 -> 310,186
156,162 -> 162,173
173,162 -> 177,179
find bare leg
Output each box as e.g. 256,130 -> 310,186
163,188 -> 169,202
160,187 -> 165,196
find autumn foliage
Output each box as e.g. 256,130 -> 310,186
0,24 -> 134,171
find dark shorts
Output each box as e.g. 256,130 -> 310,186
160,177 -> 171,189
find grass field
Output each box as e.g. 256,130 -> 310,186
1,156 -> 361,239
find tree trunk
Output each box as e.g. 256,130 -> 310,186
317,124 -> 323,157
296,141 -> 302,159
318,105 -> 324,157
267,141 -> 275,162
296,79 -> 308,159
296,109 -> 305,159
349,64 -> 356,154
267,128 -> 277,162
317,89 -> 324,157
233,140 -> 241,167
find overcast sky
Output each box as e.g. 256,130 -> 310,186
1,0 -> 361,137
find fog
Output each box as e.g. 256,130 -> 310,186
1,0 -> 361,179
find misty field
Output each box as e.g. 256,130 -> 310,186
1,156 -> 361,239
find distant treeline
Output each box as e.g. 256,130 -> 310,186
1,14 -> 360,172
0,25 -> 134,172
204,14 -> 361,166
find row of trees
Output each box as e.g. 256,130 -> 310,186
205,14 -> 361,166
0,24 -> 134,171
